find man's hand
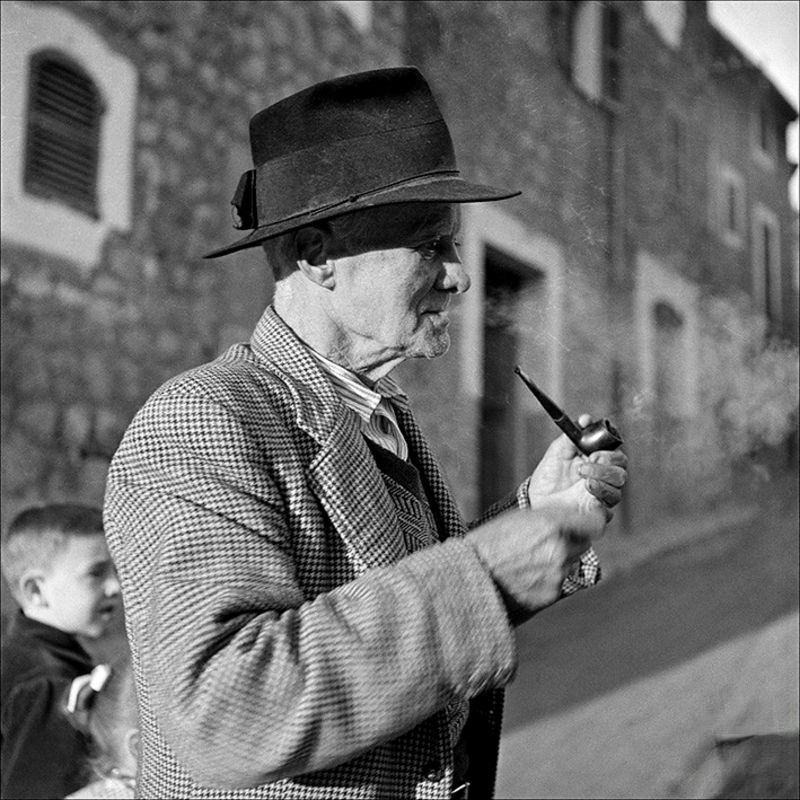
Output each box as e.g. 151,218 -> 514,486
527,414 -> 628,518
466,504 -> 606,625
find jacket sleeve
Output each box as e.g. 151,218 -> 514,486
104,387 -> 517,790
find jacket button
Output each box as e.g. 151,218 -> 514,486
422,761 -> 443,782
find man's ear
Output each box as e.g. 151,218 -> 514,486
295,227 -> 336,289
19,569 -> 48,609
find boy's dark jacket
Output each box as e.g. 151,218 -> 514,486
1,611 -> 93,799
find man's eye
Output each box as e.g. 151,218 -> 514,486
416,237 -> 460,261
417,240 -> 439,260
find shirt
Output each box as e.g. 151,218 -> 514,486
310,351 -> 409,460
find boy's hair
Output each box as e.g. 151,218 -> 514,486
1,504 -> 104,595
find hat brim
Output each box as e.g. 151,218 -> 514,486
202,176 -> 520,259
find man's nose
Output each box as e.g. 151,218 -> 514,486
437,257 -> 471,294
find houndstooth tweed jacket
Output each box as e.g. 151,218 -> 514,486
104,307 -> 520,800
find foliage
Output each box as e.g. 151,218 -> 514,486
700,294 -> 799,459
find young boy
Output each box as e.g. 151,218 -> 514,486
1,504 -> 122,799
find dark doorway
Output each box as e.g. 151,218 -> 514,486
480,246 -> 546,508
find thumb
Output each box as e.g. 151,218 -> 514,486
544,430 -> 582,461
544,480 -> 611,524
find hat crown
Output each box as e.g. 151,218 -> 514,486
203,67 -> 519,258
249,67 -> 442,166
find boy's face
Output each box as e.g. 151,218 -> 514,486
38,533 -> 121,639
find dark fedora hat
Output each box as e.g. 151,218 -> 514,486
203,66 -> 520,259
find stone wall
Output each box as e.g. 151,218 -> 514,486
0,0 -> 406,610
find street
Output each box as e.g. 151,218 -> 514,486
496,491 -> 799,798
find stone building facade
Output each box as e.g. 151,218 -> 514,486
2,1 -> 797,609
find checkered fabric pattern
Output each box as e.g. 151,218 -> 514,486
104,307 -> 519,800
367,450 -> 470,751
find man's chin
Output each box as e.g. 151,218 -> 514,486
412,331 -> 451,360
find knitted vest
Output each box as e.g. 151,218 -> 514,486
364,441 -> 471,781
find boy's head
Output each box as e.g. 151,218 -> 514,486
1,504 -> 121,639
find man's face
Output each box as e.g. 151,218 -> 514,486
39,533 -> 121,639
327,203 -> 470,370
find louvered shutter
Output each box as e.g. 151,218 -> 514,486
24,51 -> 104,218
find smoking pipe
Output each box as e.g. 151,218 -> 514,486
513,365 -> 623,456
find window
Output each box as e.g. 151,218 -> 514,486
480,248 -> 546,509
718,164 -> 746,247
25,51 -> 104,218
571,1 -> 622,104
1,1 -> 137,270
652,301 -> 685,442
753,96 -> 777,165
752,204 -> 781,329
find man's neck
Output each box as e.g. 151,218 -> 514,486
274,286 -> 403,382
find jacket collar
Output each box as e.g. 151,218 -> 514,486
249,307 -> 408,570
249,306 -> 350,447
9,611 -> 93,670
249,307 -> 411,444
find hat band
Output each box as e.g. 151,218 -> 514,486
252,119 -> 457,228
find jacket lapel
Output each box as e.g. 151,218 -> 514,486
248,307 -> 406,573
393,402 -> 467,540
307,410 -> 406,572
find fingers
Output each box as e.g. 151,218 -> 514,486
581,462 -> 627,488
589,449 -> 628,468
585,478 -> 622,508
579,450 -> 628,508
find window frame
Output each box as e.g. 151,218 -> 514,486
718,163 -> 746,248
642,0 -> 686,50
752,95 -> 777,170
751,202 -> 782,328
1,1 -> 137,271
571,1 -> 623,107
